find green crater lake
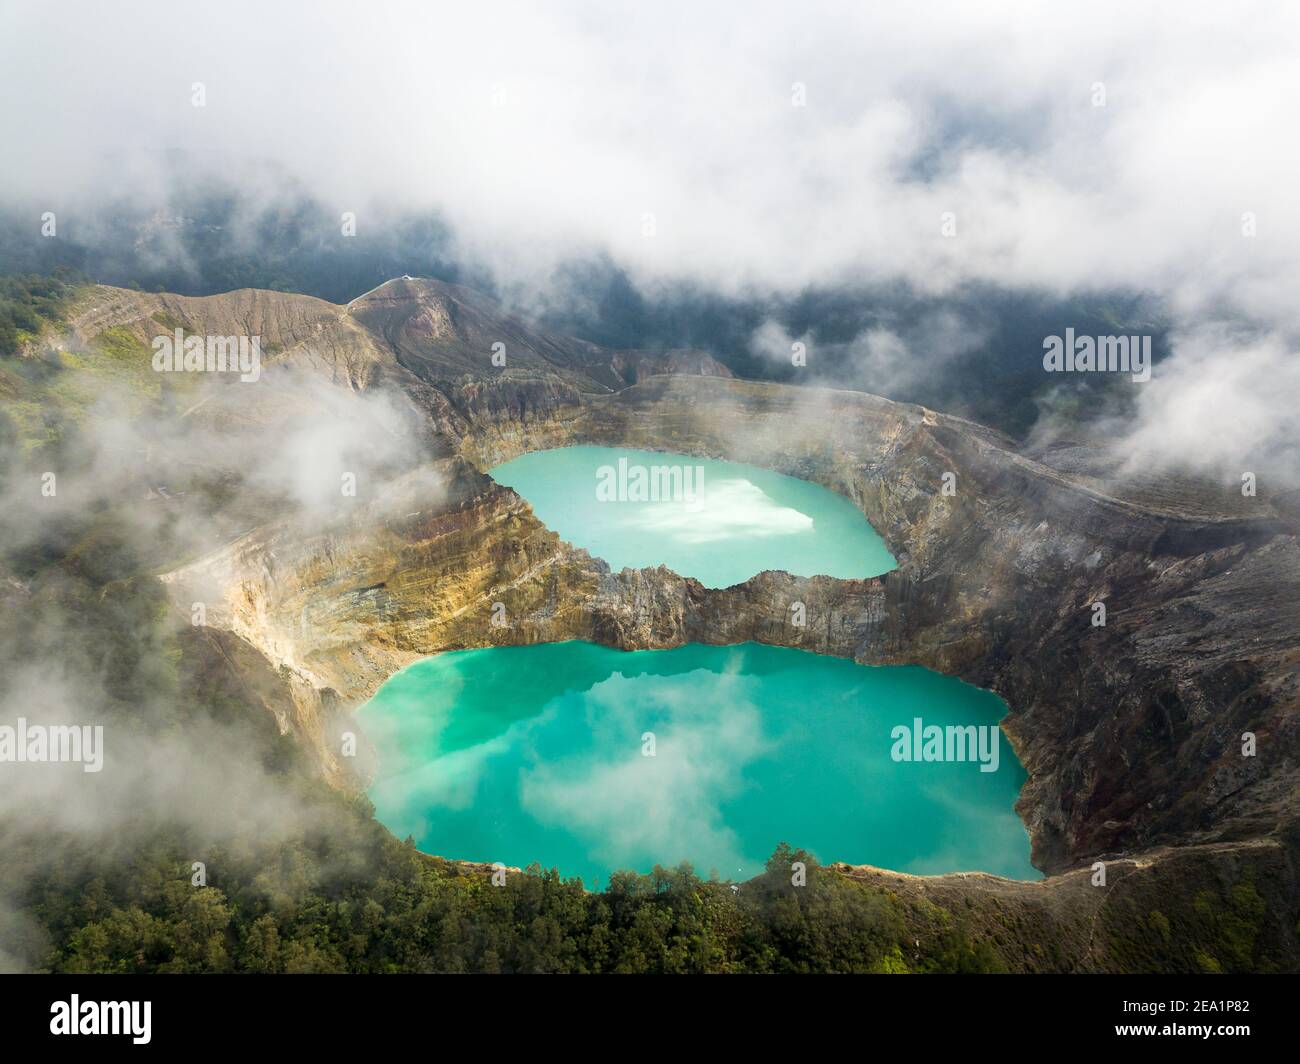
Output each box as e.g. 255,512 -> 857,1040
362,642 -> 1037,883
489,445 -> 897,588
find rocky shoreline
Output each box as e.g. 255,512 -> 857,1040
66,278 -> 1295,963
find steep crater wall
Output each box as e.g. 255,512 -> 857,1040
161,376 -> 1300,879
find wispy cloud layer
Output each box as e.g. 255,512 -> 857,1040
3,2 -> 1298,475
2,3 -> 1295,309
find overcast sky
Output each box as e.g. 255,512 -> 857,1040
3,0 -> 1298,475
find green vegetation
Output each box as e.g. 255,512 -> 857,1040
1,492 -> 1291,974
21,827 -> 1006,974
1099,867 -> 1288,973
0,294 -> 1289,975
0,272 -> 194,459
0,506 -> 1000,975
0,270 -> 83,355
150,310 -> 186,332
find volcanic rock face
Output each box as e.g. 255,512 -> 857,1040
72,279 -> 1296,917
159,369 -> 1299,881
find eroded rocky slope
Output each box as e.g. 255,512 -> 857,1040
157,371 -> 1298,870
55,278 -> 1297,964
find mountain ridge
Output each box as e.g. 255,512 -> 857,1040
5,275 -> 1296,972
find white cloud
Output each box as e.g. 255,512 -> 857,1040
3,1 -> 1298,473
1,2 -> 1295,312
1118,325 -> 1300,478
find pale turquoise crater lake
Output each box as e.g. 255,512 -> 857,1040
361,642 -> 1037,884
489,445 -> 896,588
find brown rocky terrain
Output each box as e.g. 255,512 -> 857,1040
55,278 -> 1300,969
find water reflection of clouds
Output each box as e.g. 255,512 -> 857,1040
375,734 -> 511,825
365,644 -> 1033,882
906,769 -> 1037,880
375,701 -> 564,823
519,672 -> 774,878
629,477 -> 813,544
